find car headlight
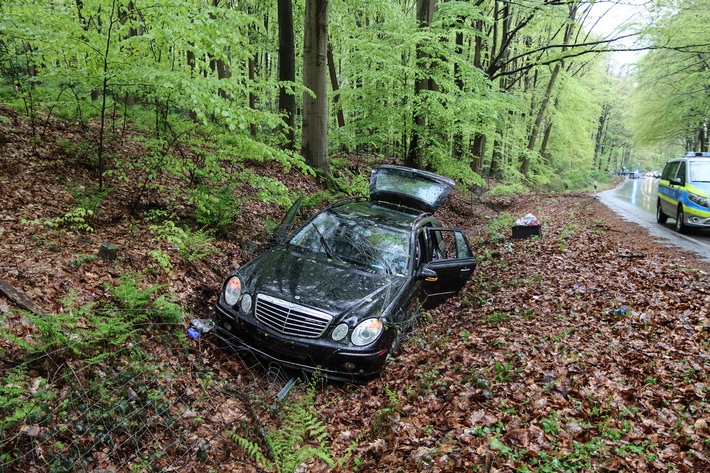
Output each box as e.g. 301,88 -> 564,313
351,319 -> 383,346
688,193 -> 710,208
224,276 -> 242,306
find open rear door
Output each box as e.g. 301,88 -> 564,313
421,228 -> 476,307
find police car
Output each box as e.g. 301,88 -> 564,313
656,152 -> 710,233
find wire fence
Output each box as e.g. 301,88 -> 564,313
0,316 -> 295,473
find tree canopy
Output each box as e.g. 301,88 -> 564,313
0,0 -> 708,190
632,0 -> 710,153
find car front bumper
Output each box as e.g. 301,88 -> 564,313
215,303 -> 390,383
682,205 -> 710,228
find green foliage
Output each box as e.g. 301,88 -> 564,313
74,185 -> 109,216
371,384 -> 403,437
149,248 -> 174,274
150,220 -> 217,263
22,207 -> 95,234
0,283 -> 181,365
541,410 -> 561,436
485,212 -> 516,242
493,360 -> 514,382
230,436 -> 272,470
19,184 -> 109,236
0,0 -> 630,191
228,383 -> 335,472
108,273 -> 183,325
0,368 -> 52,430
487,183 -> 529,196
347,172 -> 370,197
190,186 -> 242,235
633,1 -> 710,150
486,312 -> 511,325
330,158 -> 370,197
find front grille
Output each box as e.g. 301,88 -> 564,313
255,294 -> 333,338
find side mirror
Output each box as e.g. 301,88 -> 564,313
417,267 -> 438,282
670,177 -> 683,186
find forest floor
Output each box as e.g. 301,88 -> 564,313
0,108 -> 708,472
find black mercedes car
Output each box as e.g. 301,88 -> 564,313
215,165 -> 477,383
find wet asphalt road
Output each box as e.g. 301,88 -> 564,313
597,177 -> 710,264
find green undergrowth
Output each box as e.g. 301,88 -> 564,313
228,379 -> 339,472
0,273 -> 187,470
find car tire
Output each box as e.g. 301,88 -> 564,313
656,200 -> 668,224
675,206 -> 688,234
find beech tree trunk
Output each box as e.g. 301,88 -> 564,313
327,44 -> 345,129
278,0 -> 296,149
406,0 -> 436,170
594,103 -> 610,170
301,0 -> 330,174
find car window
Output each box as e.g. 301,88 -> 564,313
428,229 -> 472,260
662,161 -> 680,180
689,161 -> 710,182
427,230 -> 445,260
290,212 -> 410,275
677,162 -> 687,182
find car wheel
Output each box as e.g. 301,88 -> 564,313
656,200 -> 668,224
675,206 -> 688,234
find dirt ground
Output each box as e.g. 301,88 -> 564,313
1,108 -> 708,471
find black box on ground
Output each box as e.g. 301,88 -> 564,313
512,224 -> 542,239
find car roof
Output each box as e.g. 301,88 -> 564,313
668,152 -> 710,162
327,198 -> 432,231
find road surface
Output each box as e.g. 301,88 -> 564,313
598,177 -> 710,263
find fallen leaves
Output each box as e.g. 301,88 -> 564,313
323,194 -> 710,472
1,108 -> 709,471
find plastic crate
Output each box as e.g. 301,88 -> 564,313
512,224 -> 542,239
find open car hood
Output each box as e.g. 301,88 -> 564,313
369,165 -> 455,213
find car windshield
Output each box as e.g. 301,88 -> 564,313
289,211 -> 410,276
689,161 -> 710,182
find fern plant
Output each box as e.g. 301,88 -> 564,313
108,272 -> 183,325
228,384 -> 335,472
150,220 -> 217,263
0,368 -> 54,430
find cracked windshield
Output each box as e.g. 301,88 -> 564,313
290,212 -> 409,275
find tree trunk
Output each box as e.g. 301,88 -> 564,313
593,104 -> 610,170
488,134 -> 503,178
521,63 -> 558,177
539,120 -> 552,160
210,1 -> 232,100
406,0 -> 436,170
698,121 -> 707,152
452,26 -> 464,162
470,134 -> 486,174
301,0 -> 330,174
248,56 -> 257,137
278,0 -> 296,149
520,3 -> 578,177
327,44 -> 345,129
